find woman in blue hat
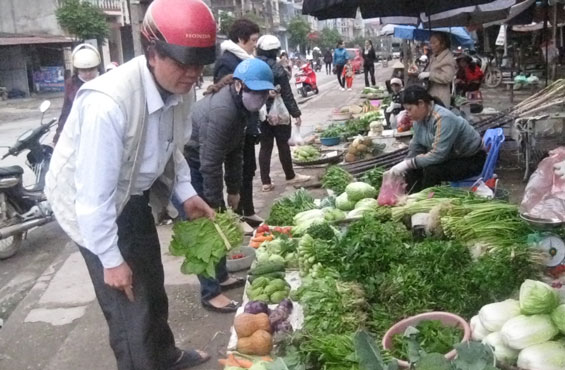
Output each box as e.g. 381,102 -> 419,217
184,58 -> 275,312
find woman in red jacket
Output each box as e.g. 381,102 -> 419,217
455,55 -> 483,95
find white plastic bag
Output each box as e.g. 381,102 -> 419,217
288,126 -> 304,146
267,95 -> 290,126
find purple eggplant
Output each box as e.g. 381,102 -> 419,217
243,301 -> 270,315
279,298 -> 293,312
274,320 -> 293,333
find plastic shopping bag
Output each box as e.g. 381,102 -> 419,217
267,95 -> 291,126
288,126 -> 304,146
377,171 -> 407,206
520,146 -> 565,221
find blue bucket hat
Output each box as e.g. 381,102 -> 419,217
233,59 -> 275,91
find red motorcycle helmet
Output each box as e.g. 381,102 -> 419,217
141,0 -> 216,65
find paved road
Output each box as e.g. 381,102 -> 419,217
0,65 -> 392,370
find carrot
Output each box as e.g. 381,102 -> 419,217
252,235 -> 268,242
261,356 -> 273,362
250,241 -> 262,248
232,355 -> 253,368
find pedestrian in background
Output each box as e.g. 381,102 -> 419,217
53,43 -> 101,145
45,0 -> 217,368
363,40 -> 377,87
185,59 -> 275,313
279,51 -> 292,78
333,40 -> 349,91
256,35 -> 311,192
343,59 -> 355,91
213,18 -> 263,225
324,49 -> 333,74
418,32 -> 456,108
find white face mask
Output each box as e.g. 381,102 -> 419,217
78,69 -> 99,82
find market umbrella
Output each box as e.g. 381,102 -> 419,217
302,0 -> 515,24
392,25 -> 476,49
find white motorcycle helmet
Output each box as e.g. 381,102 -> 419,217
72,43 -> 101,69
418,55 -> 428,64
257,35 -> 281,51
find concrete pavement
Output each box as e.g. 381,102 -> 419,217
0,66 -> 392,370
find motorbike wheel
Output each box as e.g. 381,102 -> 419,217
0,202 -> 23,259
314,88 -> 319,94
485,67 -> 503,88
300,88 -> 307,98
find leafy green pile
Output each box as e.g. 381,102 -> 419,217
360,166 -> 385,191
305,222 -> 338,241
390,320 -> 463,360
321,166 -> 354,194
294,275 -> 367,335
267,189 -> 316,226
169,210 -> 243,278
320,124 -> 345,139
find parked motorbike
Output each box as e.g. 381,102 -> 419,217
474,53 -> 502,88
0,100 -> 56,259
295,63 -> 319,98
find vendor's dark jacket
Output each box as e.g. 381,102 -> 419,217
256,55 -> 301,118
363,47 -> 377,67
213,50 -> 260,136
185,84 -> 248,208
407,103 -> 482,169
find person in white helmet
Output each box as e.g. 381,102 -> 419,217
53,43 -> 101,144
256,34 -> 311,192
45,0 -> 217,368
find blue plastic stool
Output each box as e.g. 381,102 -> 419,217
450,128 -> 505,187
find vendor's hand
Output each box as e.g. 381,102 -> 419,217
418,72 -> 430,80
389,160 -> 410,177
268,90 -> 277,98
227,193 -> 240,210
554,161 -> 565,179
104,262 -> 134,302
295,116 -> 302,126
183,195 -> 215,221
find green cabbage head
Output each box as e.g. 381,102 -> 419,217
519,279 -> 560,315
345,182 -> 377,202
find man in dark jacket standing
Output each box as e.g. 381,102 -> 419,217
363,40 -> 377,87
212,18 -> 263,225
256,35 -> 310,191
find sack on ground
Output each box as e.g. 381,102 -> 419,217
267,95 -> 291,126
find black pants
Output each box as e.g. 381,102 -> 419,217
325,62 -> 332,74
259,121 -> 295,184
335,64 -> 345,88
237,135 -> 258,216
405,150 -> 487,193
79,193 -> 180,370
364,64 -> 376,87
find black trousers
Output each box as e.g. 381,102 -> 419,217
364,64 -> 376,86
325,62 -> 332,74
405,150 -> 487,193
237,135 -> 258,216
259,121 -> 295,184
79,193 -> 180,370
335,64 -> 345,88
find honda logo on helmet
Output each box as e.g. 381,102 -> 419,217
185,33 -> 212,39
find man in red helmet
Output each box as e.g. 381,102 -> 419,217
45,0 -> 217,368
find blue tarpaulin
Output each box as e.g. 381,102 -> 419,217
393,25 -> 475,50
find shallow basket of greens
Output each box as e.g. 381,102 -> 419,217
383,313 -> 470,368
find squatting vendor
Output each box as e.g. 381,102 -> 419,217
388,85 -> 486,192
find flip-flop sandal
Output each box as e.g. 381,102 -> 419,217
168,349 -> 210,370
220,277 -> 246,291
201,299 -> 239,313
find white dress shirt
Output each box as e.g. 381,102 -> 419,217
73,64 -> 195,268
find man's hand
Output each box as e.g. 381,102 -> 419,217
295,116 -> 302,126
183,195 -> 215,220
227,193 -> 240,210
104,262 -> 134,302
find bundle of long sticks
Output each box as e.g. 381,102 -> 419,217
474,79 -> 565,133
